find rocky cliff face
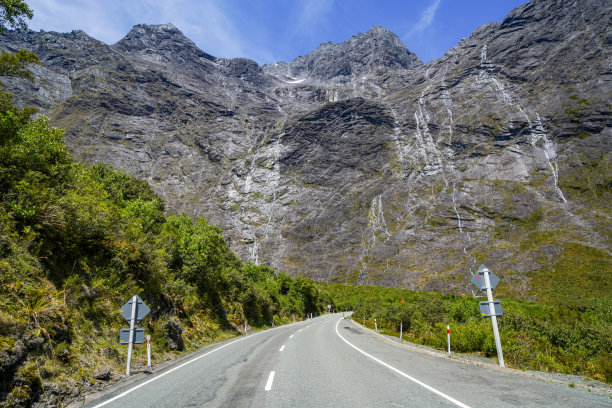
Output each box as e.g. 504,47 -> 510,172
262,26 -> 422,82
1,0 -> 610,297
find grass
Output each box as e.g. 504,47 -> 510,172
528,243 -> 611,310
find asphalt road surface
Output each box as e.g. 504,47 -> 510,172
83,314 -> 611,407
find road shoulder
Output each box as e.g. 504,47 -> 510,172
346,318 -> 612,396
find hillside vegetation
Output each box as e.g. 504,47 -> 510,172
0,88 -> 333,407
321,283 -> 611,384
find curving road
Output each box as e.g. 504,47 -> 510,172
82,314 -> 611,407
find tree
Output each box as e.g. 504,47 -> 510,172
0,87 -> 36,142
0,49 -> 39,79
0,0 -> 33,33
0,0 -> 40,80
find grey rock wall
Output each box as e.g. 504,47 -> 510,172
1,0 -> 609,295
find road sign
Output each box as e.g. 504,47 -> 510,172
119,295 -> 150,376
470,264 -> 505,368
119,328 -> 145,344
119,295 -> 150,324
479,301 -> 503,317
471,265 -> 500,291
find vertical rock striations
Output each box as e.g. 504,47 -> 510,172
1,0 -> 609,295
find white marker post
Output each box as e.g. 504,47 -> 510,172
447,325 -> 450,356
146,335 -> 151,368
484,270 -> 504,367
374,319 -> 378,333
400,322 -> 403,342
126,295 -> 137,376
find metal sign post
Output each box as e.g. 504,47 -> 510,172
472,264 -> 504,367
484,270 -> 504,367
126,295 -> 137,376
118,295 -> 150,376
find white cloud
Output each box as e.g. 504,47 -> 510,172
25,0 -> 249,58
123,0 -> 247,58
26,0 -> 129,43
294,0 -> 335,37
406,0 -> 441,37
22,0 -> 298,64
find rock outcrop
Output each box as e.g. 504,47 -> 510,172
1,0 -> 610,296
262,26 -> 422,82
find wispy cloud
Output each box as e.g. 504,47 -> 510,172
27,0 -> 129,43
26,0 -> 255,59
406,0 -> 441,37
124,0 -> 247,58
294,0 -> 335,37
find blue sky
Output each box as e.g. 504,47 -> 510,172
25,0 -> 527,65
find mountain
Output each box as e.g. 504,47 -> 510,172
262,26 -> 422,82
1,0 -> 609,303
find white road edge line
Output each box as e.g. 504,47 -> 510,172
265,371 -> 275,391
91,322 -> 303,408
335,319 -> 472,408
280,345 -> 285,352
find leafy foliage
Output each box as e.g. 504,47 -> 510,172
0,49 -> 39,80
0,88 -> 36,143
0,0 -> 32,33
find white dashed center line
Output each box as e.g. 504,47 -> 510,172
289,334 -> 294,339
279,345 -> 285,352
265,371 -> 275,391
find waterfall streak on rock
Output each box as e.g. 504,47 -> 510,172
479,45 -> 567,204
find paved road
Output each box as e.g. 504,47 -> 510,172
83,314 -> 611,407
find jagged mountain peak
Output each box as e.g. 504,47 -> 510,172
263,25 -> 421,83
358,25 -> 406,48
115,23 -> 188,49
114,23 -> 216,68
313,25 -> 405,51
